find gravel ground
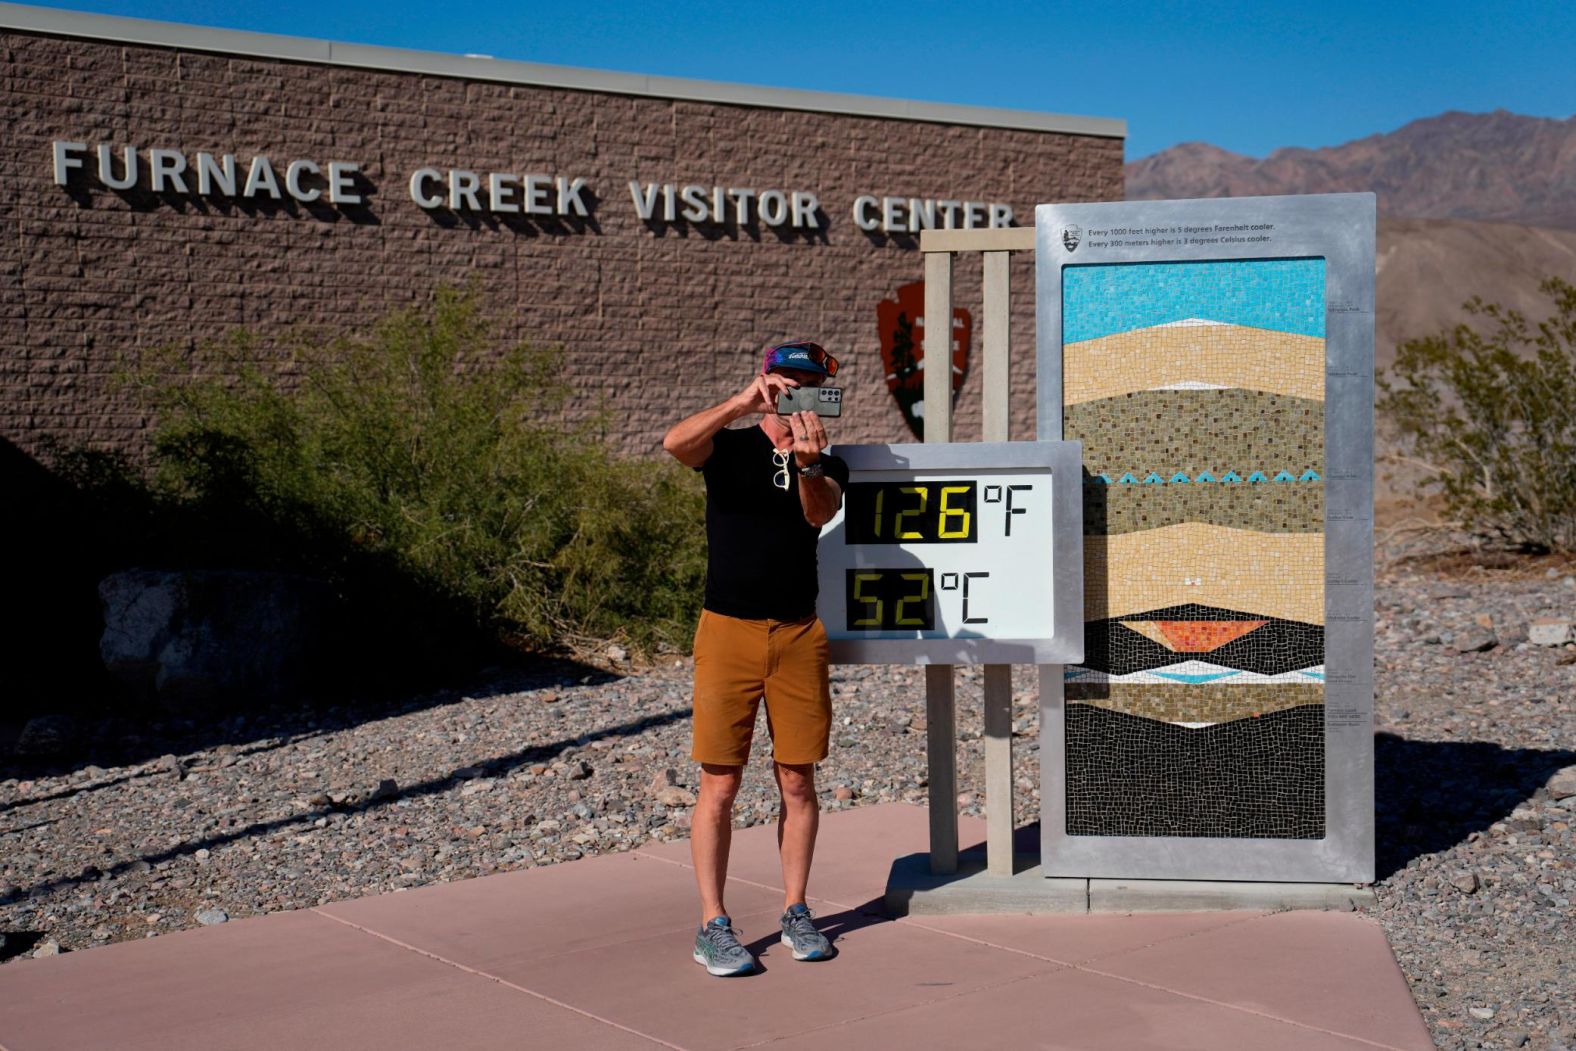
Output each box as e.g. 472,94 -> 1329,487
3,545 -> 1574,1049
1369,548 -> 1576,1051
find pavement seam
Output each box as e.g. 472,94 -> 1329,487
1071,910 -> 1417,1050
729,970 -> 1056,1049
634,846 -> 888,916
895,908 -> 1270,968
634,847 -> 805,901
496,905 -> 789,966
889,914 -> 1086,966
1073,963 -> 1409,1051
308,907 -> 687,1050
892,911 -> 1411,1050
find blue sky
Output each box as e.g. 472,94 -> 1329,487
34,0 -> 1576,159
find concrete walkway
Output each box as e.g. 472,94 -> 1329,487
0,803 -> 1431,1050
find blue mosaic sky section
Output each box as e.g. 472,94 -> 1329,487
1063,259 -> 1327,343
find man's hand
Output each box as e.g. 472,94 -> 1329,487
662,373 -> 803,468
732,372 -> 797,417
785,410 -> 829,468
788,410 -> 841,527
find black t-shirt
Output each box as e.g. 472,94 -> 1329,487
697,425 -> 850,621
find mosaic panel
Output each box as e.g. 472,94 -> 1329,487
1063,258 -> 1326,840
1062,259 -> 1326,343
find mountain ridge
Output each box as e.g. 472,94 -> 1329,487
1127,109 -> 1576,231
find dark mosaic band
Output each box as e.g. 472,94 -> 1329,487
1078,603 -> 1324,676
1065,704 -> 1326,839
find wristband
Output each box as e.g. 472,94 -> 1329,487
798,459 -> 826,479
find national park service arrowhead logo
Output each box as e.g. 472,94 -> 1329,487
1061,224 -> 1081,253
876,280 -> 972,440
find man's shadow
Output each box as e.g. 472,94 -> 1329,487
737,899 -> 892,974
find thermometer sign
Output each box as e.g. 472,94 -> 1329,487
816,441 -> 1084,665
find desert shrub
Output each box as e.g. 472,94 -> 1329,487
61,286 -> 707,656
1378,276 -> 1576,552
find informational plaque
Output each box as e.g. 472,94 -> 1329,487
817,440 -> 1084,665
1035,193 -> 1375,883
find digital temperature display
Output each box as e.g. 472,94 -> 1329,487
844,483 -> 977,544
816,441 -> 1084,665
845,569 -> 935,630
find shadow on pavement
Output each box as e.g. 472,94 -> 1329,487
740,899 -> 892,967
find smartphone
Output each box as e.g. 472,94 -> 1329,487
775,386 -> 843,417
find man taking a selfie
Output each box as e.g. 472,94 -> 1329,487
661,339 -> 849,977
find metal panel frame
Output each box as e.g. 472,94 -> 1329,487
1034,193 -> 1376,884
822,440 -> 1085,666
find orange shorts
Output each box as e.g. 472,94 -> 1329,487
691,609 -> 832,766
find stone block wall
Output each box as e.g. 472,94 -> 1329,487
1,26 -> 1123,463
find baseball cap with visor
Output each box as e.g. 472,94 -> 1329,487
762,339 -> 839,379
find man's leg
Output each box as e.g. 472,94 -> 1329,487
692,762 -> 743,923
774,761 -> 819,908
773,758 -> 833,960
761,617 -> 832,912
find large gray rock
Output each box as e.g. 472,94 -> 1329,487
99,569 -> 338,713
1450,629 -> 1498,653
14,715 -> 76,758
1528,618 -> 1572,646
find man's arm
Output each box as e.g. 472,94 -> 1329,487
661,374 -> 794,468
787,410 -> 843,528
798,473 -> 842,528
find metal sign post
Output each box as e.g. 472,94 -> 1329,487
924,248 -> 958,874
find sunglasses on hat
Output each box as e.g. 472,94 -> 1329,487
762,339 -> 840,379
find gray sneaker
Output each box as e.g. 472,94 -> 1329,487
779,902 -> 832,961
693,916 -> 756,976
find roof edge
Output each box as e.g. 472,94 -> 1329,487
0,2 -> 1126,139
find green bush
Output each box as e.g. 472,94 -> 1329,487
64,286 -> 707,656
1378,275 -> 1576,552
